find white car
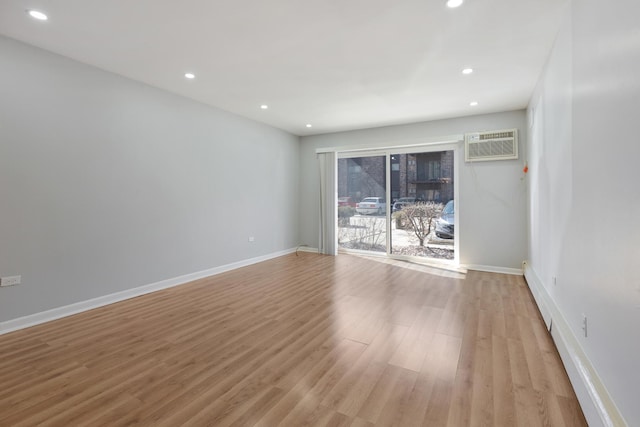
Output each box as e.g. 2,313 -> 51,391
356,197 -> 386,215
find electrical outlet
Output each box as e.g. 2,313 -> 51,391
248,236 -> 255,242
581,314 -> 588,338
0,275 -> 21,287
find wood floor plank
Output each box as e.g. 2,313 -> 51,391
388,306 -> 442,372
372,367 -> 419,426
0,253 -> 586,426
422,378 -> 455,426
395,333 -> 459,427
320,322 -> 408,413
356,364 -> 416,424
469,313 -> 494,427
492,335 -> 517,427
445,305 -> 479,427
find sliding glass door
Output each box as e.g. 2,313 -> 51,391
336,147 -> 457,264
337,155 -> 387,254
389,150 -> 455,261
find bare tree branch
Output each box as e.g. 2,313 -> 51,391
396,202 -> 443,246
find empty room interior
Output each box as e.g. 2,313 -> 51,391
0,0 -> 638,426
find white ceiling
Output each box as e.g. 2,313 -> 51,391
0,0 -> 567,136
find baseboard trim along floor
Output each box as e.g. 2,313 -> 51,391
0,247 -> 297,336
523,262 -> 627,427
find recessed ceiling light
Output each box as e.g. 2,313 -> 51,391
260,105 -> 269,110
27,10 -> 48,20
470,101 -> 479,106
184,73 -> 195,79
446,0 -> 463,8
462,68 -> 473,75
306,124 -> 312,128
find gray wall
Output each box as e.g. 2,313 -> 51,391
527,0 -> 640,424
299,111 -> 527,270
0,36 -> 300,322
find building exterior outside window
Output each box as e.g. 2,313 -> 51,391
338,151 -> 453,204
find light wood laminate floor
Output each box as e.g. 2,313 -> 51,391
0,253 -> 587,426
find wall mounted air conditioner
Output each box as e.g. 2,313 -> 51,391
465,129 -> 518,162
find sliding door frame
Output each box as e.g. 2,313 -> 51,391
334,141 -> 461,267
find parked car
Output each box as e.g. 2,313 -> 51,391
435,200 -> 454,239
392,197 -> 417,212
356,197 -> 386,215
337,196 -> 356,207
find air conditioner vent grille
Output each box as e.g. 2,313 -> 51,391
465,129 -> 518,162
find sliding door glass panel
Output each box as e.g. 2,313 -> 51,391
389,151 -> 455,261
337,156 -> 387,254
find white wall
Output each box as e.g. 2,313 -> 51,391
0,36 -> 300,323
299,111 -> 527,271
526,0 -> 640,425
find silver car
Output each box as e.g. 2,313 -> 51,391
356,197 -> 386,215
435,200 -> 454,239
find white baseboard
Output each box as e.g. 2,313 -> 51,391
0,247 -> 297,336
523,262 -> 627,427
296,246 -> 319,253
465,264 -> 523,275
